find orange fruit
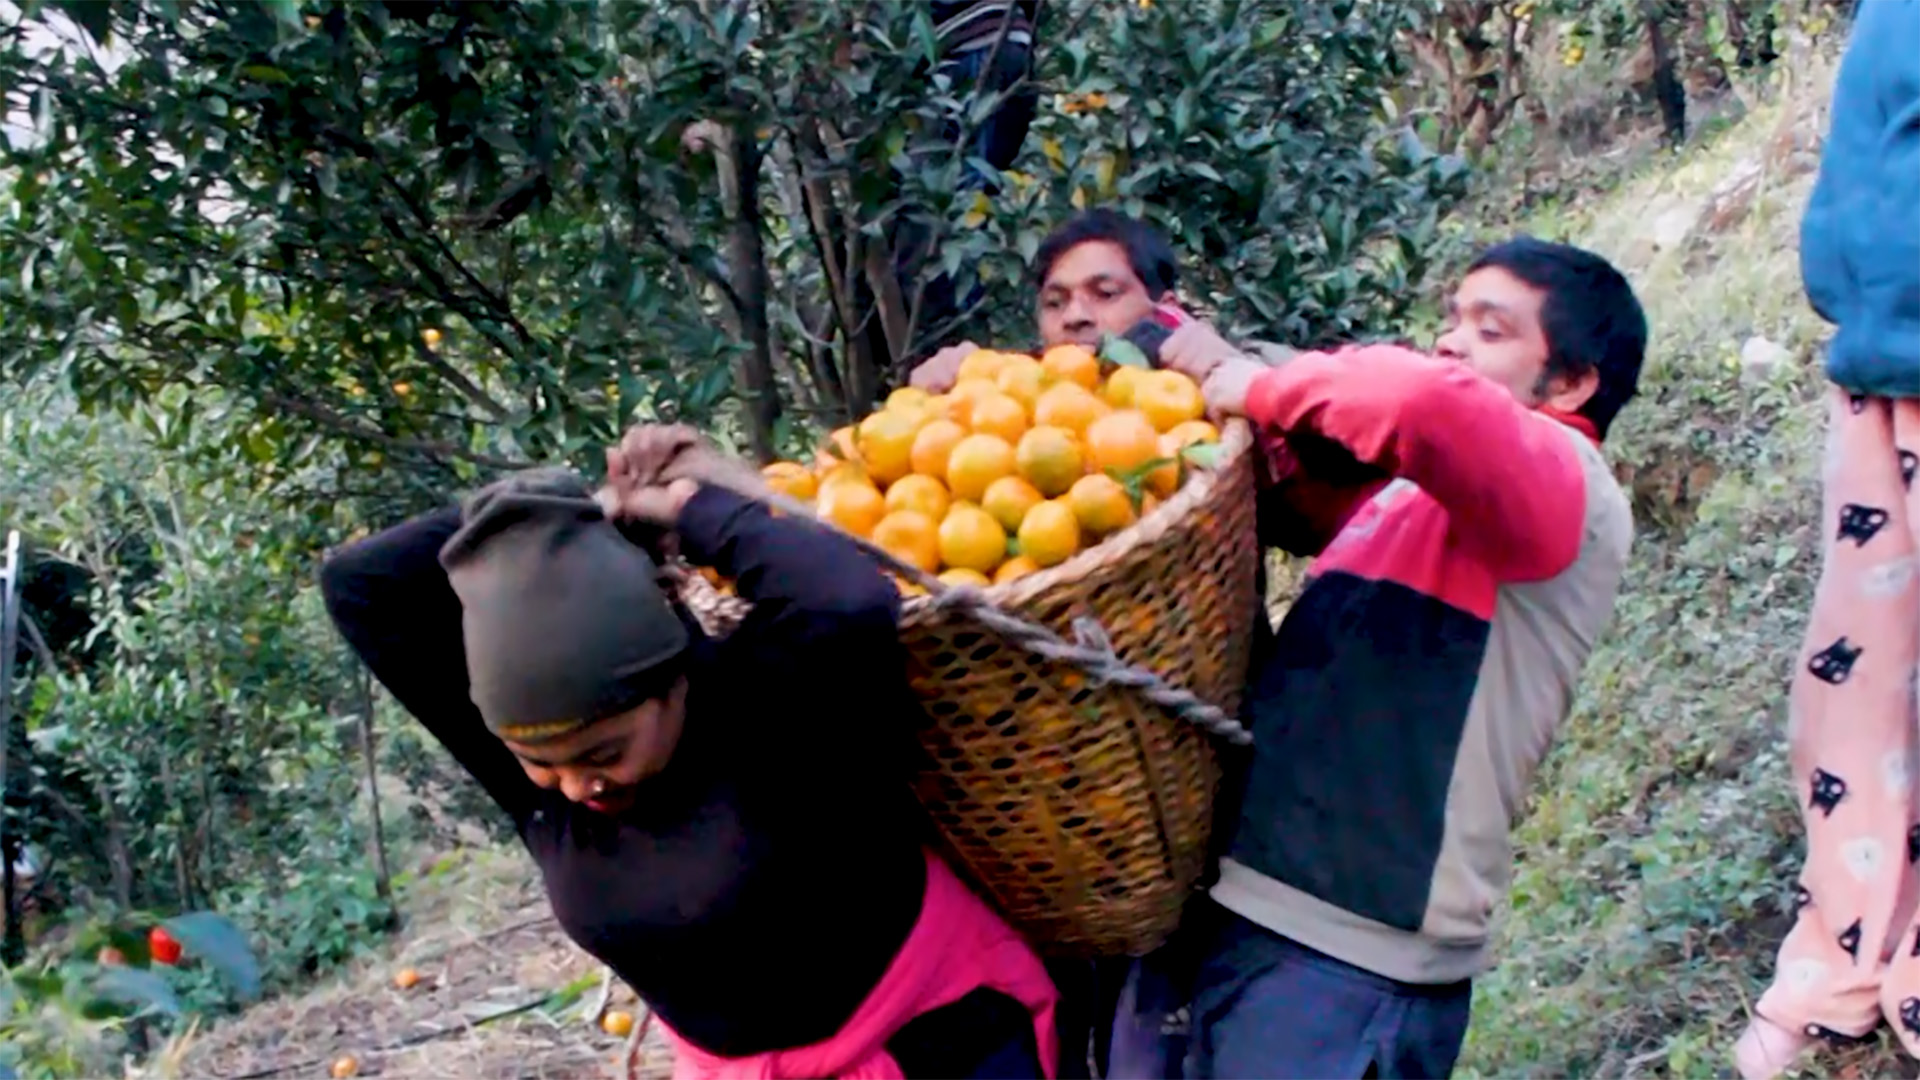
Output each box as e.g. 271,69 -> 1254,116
1018,499 -> 1082,568
858,410 -> 927,487
817,480 -> 886,538
957,349 -> 1013,383
1016,425 -> 1087,497
946,377 -> 1001,427
995,358 -> 1049,411
1101,365 -> 1149,409
1163,419 -> 1220,449
824,425 -> 860,463
885,474 -> 951,521
909,418 -> 968,481
938,567 -> 993,589
968,392 -> 1030,444
1133,370 -> 1207,432
1067,474 -> 1137,536
331,1057 -> 360,1080
939,504 -> 1008,573
945,434 -> 1018,503
1041,343 -> 1101,390
981,476 -> 1045,533
817,461 -> 870,495
1084,410 -> 1163,476
761,461 -> 818,501
393,967 -> 422,990
993,555 -> 1041,585
873,510 -> 942,573
886,386 -> 932,413
1033,382 -> 1111,436
602,1010 -> 636,1038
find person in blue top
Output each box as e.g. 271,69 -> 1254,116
1737,3 -> 1920,1077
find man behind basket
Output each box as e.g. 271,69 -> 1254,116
1138,236 -> 1648,1079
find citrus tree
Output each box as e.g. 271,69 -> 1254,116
1,0 -> 1465,495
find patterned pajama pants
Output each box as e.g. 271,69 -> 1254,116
1760,387 -> 1920,1050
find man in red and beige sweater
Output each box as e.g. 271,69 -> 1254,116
1148,236 -> 1646,1078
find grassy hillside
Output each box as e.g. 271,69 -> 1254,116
1460,50 -> 1889,1079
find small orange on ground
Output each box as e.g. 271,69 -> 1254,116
945,377 -> 1001,427
858,410 -> 926,486
1033,382 -> 1111,436
1102,365 -> 1148,409
945,434 -> 1018,503
330,1056 -> 360,1079
1085,409 -> 1163,476
885,474 -> 951,521
602,1010 -> 636,1038
981,475 -> 1045,533
957,349 -> 1013,383
938,567 -> 994,588
761,461 -> 818,501
1041,343 -> 1101,390
968,392 -> 1030,445
1133,370 -> 1207,432
1016,425 -> 1086,498
995,358 -> 1049,411
909,418 -> 968,482
938,504 -> 1008,574
873,510 -> 942,573
1163,419 -> 1220,449
817,480 -> 886,539
393,967 -> 421,990
886,386 -> 932,412
1067,474 -> 1137,536
994,554 -> 1042,585
1018,500 -> 1082,568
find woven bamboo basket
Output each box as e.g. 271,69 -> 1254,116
677,418 -> 1261,957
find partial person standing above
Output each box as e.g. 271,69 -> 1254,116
1150,237 -> 1645,1079
319,429 -> 1059,1080
1736,1 -> 1920,1075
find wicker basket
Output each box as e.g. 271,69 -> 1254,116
679,418 -> 1261,957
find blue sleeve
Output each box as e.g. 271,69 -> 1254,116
1806,0 -> 1920,396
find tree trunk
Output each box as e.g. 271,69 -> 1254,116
356,668 -> 394,911
724,127 -> 781,463
1644,1 -> 1686,146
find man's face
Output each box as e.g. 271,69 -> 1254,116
1036,240 -> 1162,348
1434,266 -> 1596,414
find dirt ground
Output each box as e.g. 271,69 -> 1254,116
179,848 -> 675,1080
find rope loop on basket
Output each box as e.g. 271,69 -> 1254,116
924,586 -> 1255,747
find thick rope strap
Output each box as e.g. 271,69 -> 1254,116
924,586 -> 1254,747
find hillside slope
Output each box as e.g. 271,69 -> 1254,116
176,60 -> 1858,1080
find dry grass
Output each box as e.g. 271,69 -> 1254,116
175,848 -> 673,1080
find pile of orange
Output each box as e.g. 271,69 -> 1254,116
758,345 -> 1219,592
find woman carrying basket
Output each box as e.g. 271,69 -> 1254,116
318,425 -> 1059,1080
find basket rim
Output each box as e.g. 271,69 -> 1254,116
902,416 -> 1256,621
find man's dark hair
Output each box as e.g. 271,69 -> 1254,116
1032,209 -> 1179,298
1469,236 -> 1648,440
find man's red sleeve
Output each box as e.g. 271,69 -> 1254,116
1243,345 -> 1589,582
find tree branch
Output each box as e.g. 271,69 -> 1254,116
253,390 -> 530,471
